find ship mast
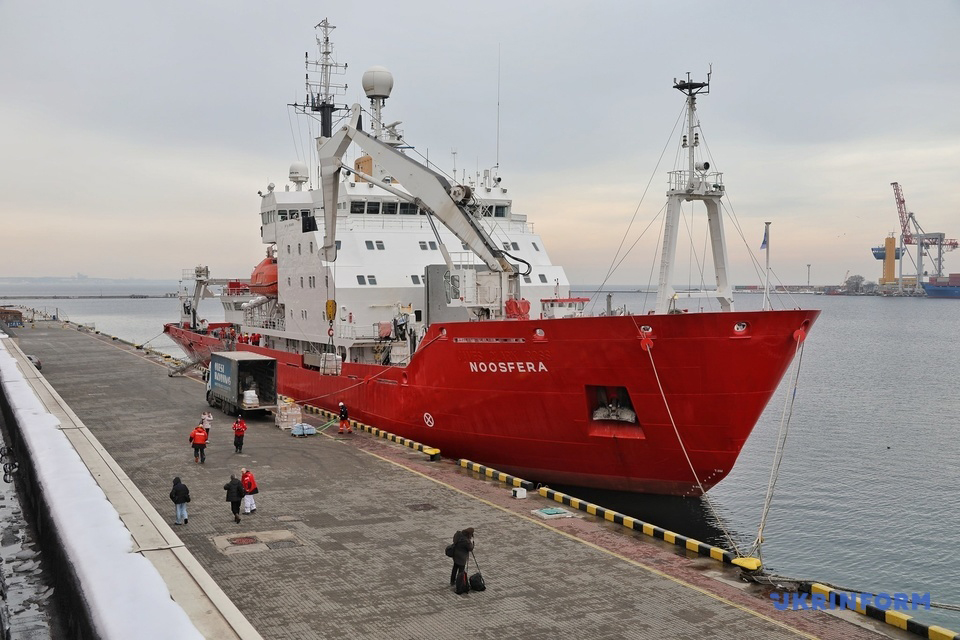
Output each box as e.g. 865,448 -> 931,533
655,70 -> 733,314
305,18 -> 348,140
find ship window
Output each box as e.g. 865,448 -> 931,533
461,242 -> 468,249
539,274 -> 548,283
523,275 -> 532,284
350,201 -> 365,214
367,275 -> 378,285
429,241 -> 437,250
532,242 -> 540,251
336,240 -> 341,249
375,240 -> 385,250
300,277 -> 304,288
382,202 -> 398,215
287,277 -> 291,286
309,242 -> 314,253
366,201 -> 380,214
399,202 -> 417,215
414,309 -> 423,322
298,243 -> 302,255
301,209 -> 310,217
286,245 -> 290,254
365,240 -> 375,250
357,275 -> 367,285
412,275 -> 421,284
290,210 -> 300,220
511,242 -> 520,251
279,210 -> 288,221
494,205 -> 507,218
419,241 -> 428,250
502,242 -> 510,250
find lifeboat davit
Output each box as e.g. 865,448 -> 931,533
249,257 -> 278,296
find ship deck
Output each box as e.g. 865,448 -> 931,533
6,321 -> 913,640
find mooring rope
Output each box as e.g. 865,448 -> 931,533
750,336 -> 806,561
637,324 -> 746,558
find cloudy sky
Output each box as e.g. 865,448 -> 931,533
2,1 -> 958,287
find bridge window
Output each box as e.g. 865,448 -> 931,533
532,242 -> 540,251
539,274 -> 548,283
366,240 -> 375,250
350,201 -> 365,214
502,242 -> 510,250
399,203 -> 417,215
336,240 -> 341,249
419,241 -> 428,250
428,241 -> 437,250
279,210 -> 288,221
382,202 -> 398,215
357,275 -> 367,285
376,240 -> 385,250
511,242 -> 519,250
523,275 -> 531,284
366,201 -> 380,214
494,205 -> 507,218
412,275 -> 421,285
367,275 -> 378,285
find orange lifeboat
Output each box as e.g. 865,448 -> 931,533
249,256 -> 278,296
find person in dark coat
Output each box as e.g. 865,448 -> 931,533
169,477 -> 190,525
450,527 -> 475,587
224,474 -> 245,523
338,401 -> 352,434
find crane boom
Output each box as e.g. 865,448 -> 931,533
891,182 -> 913,245
317,104 -> 514,274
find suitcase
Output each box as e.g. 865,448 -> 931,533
455,570 -> 470,594
469,572 -> 486,591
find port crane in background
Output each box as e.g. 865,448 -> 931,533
891,182 -> 958,291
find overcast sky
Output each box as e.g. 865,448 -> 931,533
2,1 -> 958,287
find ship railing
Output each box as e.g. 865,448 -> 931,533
322,216 -> 531,235
667,170 -> 724,194
245,318 -> 285,331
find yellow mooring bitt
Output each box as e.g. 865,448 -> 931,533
731,557 -> 762,571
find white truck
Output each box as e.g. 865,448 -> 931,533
206,352 -> 277,415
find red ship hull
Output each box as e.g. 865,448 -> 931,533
165,308 -> 818,496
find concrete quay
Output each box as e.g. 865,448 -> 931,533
9,321 -> 909,640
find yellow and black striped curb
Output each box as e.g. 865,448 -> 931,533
799,583 -> 958,640
457,460 -> 534,490
283,397 -> 441,461
539,487 -> 752,567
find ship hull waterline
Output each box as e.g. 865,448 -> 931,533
165,308 -> 819,497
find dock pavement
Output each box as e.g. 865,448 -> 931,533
10,321 -> 909,640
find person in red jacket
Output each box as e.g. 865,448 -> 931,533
241,467 -> 258,514
232,417 -> 247,453
189,424 -> 208,464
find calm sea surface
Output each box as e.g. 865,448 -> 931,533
4,288 -> 959,629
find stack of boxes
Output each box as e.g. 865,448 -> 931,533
275,398 -> 302,430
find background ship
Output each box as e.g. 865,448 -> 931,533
165,21 -> 819,496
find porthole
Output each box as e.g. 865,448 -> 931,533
734,322 -> 748,333
640,325 -> 653,333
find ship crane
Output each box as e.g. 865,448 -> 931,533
891,182 -> 958,280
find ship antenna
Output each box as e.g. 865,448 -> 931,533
673,67 -> 710,184
495,44 -> 501,172
305,18 -> 348,139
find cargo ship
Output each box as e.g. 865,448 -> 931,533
164,21 -> 819,496
922,274 -> 960,298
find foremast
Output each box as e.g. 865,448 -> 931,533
655,71 -> 734,314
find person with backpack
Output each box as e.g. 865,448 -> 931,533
449,527 -> 474,591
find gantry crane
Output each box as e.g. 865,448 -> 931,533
891,182 -> 958,280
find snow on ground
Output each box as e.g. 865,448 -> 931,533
0,339 -> 203,640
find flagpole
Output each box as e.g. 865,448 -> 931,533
762,221 -> 771,311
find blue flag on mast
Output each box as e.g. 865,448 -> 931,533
760,227 -> 768,250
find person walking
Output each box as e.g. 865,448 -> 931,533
232,417 -> 247,453
450,527 -> 475,589
224,474 -> 245,523
169,477 -> 190,525
338,401 -> 352,434
189,423 -> 208,464
241,467 -> 259,514
201,410 -> 213,440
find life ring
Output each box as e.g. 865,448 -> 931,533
327,327 -> 334,337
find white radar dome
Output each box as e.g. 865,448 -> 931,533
362,66 -> 394,99
289,161 -> 309,184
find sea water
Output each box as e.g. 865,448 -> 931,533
4,287 -> 960,629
